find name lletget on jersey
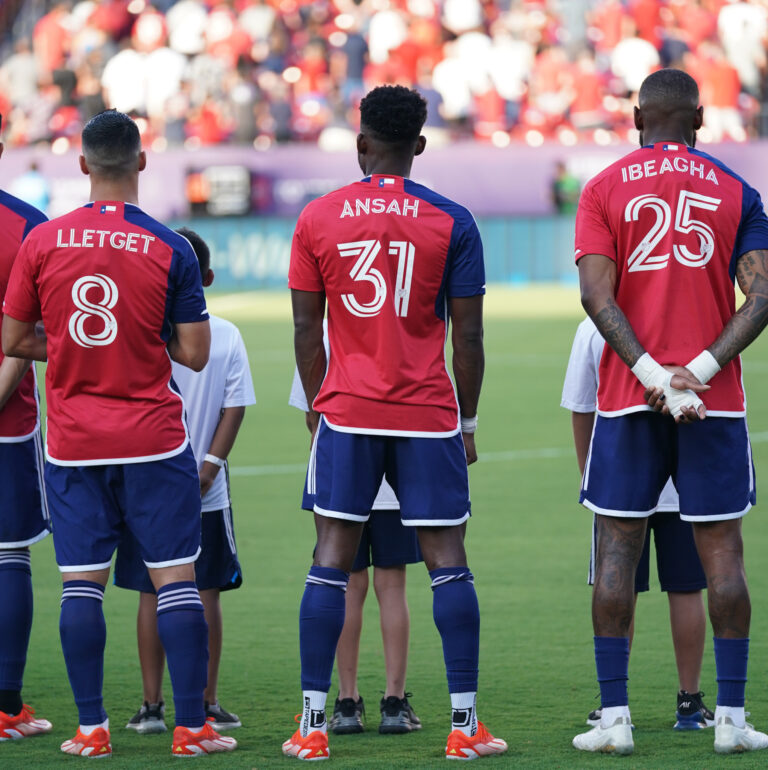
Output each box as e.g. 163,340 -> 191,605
340,197 -> 419,218
56,228 -> 157,253
621,157 -> 719,184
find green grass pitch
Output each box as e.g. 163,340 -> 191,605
6,288 -> 768,768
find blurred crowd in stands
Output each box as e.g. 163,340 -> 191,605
0,0 -> 766,151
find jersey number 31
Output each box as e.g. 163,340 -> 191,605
337,240 -> 415,318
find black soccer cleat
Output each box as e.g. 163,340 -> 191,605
379,694 -> 422,734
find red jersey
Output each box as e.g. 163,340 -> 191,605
3,202 -> 208,465
0,191 -> 47,441
575,142 -> 768,416
289,174 -> 485,436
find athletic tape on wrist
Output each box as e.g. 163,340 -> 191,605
204,453 -> 225,468
630,353 -> 672,391
685,350 -> 720,385
460,415 -> 478,434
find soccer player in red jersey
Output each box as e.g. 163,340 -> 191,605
573,69 -> 768,756
0,115 -> 53,742
1,110 -> 236,760
285,85 -> 507,762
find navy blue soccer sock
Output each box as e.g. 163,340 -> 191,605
59,581 -> 108,726
714,637 -> 748,707
299,566 -> 349,693
594,636 -> 630,708
430,568 -> 479,694
156,581 -> 208,728
0,550 -> 33,715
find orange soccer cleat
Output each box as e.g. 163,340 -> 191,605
445,721 -> 508,760
60,727 -> 112,758
172,721 -> 238,757
0,704 -> 52,740
282,727 -> 330,761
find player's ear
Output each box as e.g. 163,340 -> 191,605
203,268 -> 214,288
356,133 -> 367,156
79,155 -> 90,176
414,135 -> 426,157
633,106 -> 643,132
138,150 -> 147,172
693,106 -> 703,131
0,142 -> 4,160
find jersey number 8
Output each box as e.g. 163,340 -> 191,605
337,239 -> 415,318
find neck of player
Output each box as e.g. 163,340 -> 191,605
362,155 -> 414,179
642,125 -> 696,148
89,176 -> 140,206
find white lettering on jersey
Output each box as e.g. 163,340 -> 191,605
339,198 -> 419,219
68,274 -> 119,348
56,229 -> 156,253
619,157 -> 719,185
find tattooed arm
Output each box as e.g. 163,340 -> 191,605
707,250 -> 768,367
577,254 -> 644,368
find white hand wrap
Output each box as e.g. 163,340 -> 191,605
460,415 -> 478,434
685,350 -> 720,385
662,388 -> 705,420
630,353 -> 672,391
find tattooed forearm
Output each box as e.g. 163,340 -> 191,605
708,252 -> 768,367
592,515 -> 647,636
591,297 -> 646,368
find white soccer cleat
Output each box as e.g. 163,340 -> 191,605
714,716 -> 768,754
573,716 -> 633,755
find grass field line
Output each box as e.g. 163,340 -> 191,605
207,284 -> 585,320
230,430 -> 768,477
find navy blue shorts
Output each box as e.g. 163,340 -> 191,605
589,512 -> 706,592
581,413 -> 755,521
0,433 -> 49,547
114,507 -> 242,593
306,419 -> 470,526
45,445 -> 201,572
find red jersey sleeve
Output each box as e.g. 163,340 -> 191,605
3,234 -> 41,323
288,207 -> 324,291
574,180 -> 617,264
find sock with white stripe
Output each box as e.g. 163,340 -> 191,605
430,568 -> 479,736
299,566 -> 349,735
156,581 -> 207,729
60,581 -> 107,725
0,550 -> 32,716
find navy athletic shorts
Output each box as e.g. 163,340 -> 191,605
45,445 -> 201,572
581,413 -> 754,522
0,432 -> 49,547
305,417 -> 470,526
114,506 -> 242,593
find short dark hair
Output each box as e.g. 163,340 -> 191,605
638,69 -> 699,113
176,227 -> 210,278
359,85 -> 427,145
82,110 -> 141,177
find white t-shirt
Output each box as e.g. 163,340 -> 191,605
172,314 -> 256,512
561,317 -> 679,511
288,323 -> 399,510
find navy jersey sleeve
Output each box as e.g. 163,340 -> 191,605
168,244 -> 209,324
731,184 -> 768,275
445,211 -> 485,298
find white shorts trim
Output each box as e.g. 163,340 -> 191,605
402,511 -> 471,527
680,501 -> 752,522
58,559 -> 113,573
322,416 -> 460,439
0,529 -> 50,548
313,504 -> 370,523
581,498 -> 658,518
143,546 -> 201,569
